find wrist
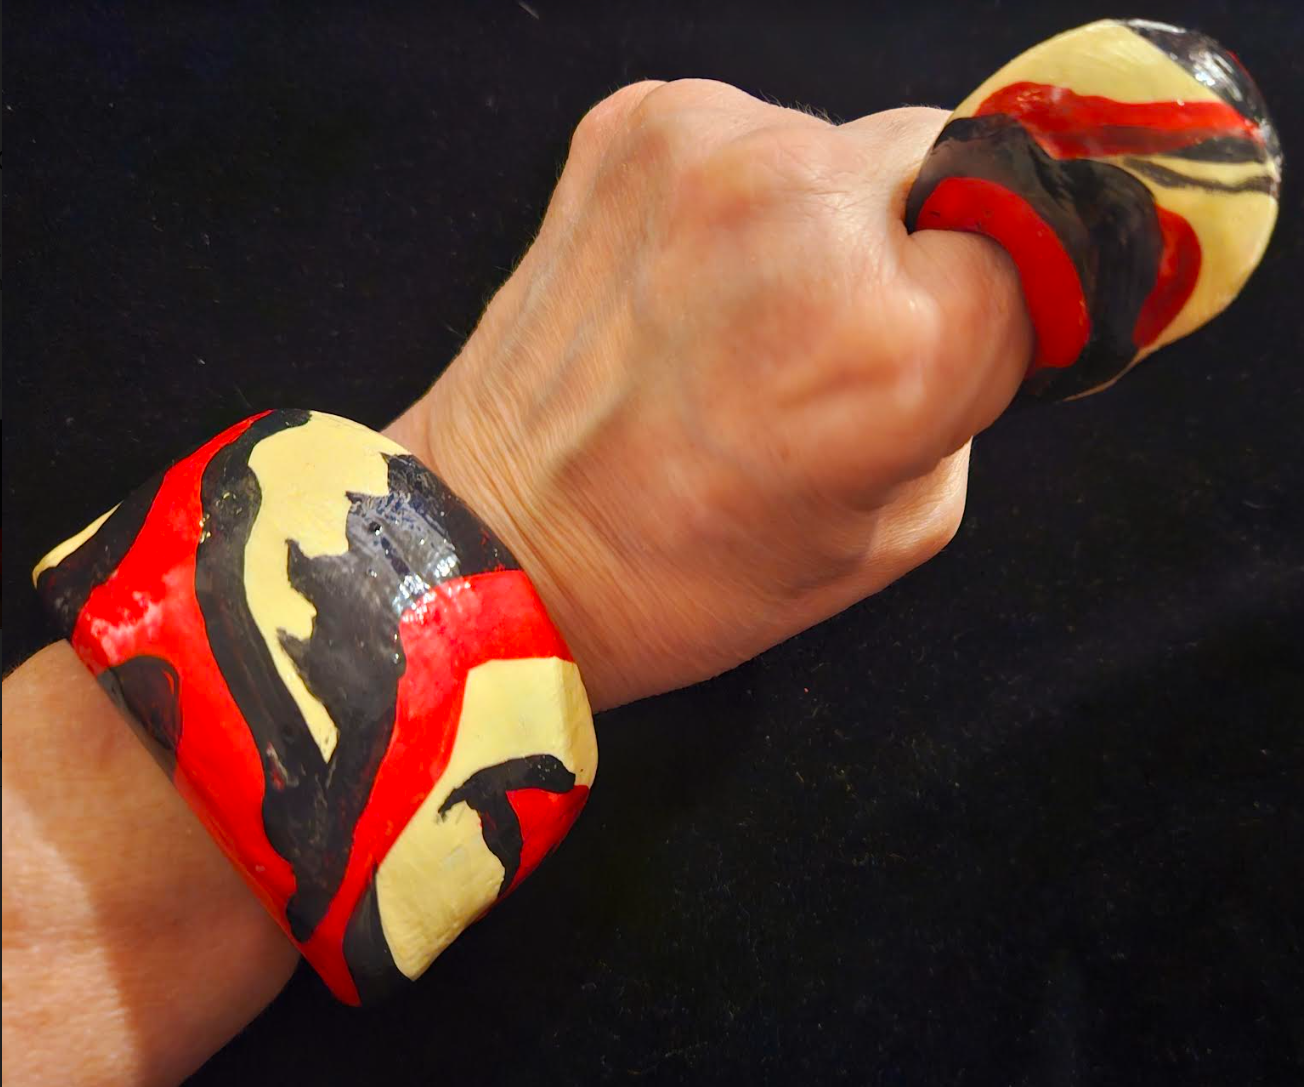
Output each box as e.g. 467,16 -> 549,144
386,374 -> 620,712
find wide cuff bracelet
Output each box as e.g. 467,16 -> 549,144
33,409 -> 597,1006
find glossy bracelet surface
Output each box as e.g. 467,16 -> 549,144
33,409 -> 597,1005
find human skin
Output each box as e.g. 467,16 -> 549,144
2,82 -> 1031,1086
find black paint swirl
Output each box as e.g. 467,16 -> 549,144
98,655 -> 183,778
441,754 -> 578,897
35,468 -> 166,639
195,411 -> 523,942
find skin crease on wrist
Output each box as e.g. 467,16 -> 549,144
2,84 -> 1031,1087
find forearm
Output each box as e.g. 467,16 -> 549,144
1,643 -> 298,1087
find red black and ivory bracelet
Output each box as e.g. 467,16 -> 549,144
31,20 -> 1279,1007
33,410 -> 596,1006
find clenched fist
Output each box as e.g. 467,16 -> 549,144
5,80 -> 1031,1087
390,80 -> 1033,710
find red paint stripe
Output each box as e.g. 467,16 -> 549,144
69,413 -> 300,931
915,176 -> 1089,372
503,784 -> 591,897
1132,206 -> 1201,348
300,569 -> 575,1004
975,82 -> 1262,159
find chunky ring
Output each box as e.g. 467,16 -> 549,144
907,19 -> 1281,400
33,410 -> 597,1006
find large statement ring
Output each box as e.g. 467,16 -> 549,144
33,410 -> 597,1005
906,19 -> 1281,400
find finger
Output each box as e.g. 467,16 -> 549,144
840,107 -> 1034,457
902,227 -> 1033,452
836,106 -> 950,219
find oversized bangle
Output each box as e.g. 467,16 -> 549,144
907,19 -> 1281,401
32,409 -> 597,1006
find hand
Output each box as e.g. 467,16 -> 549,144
4,81 -> 1030,1085
389,80 -> 1031,711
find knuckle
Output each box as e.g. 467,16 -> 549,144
601,80 -> 728,185
726,127 -> 830,195
861,105 -> 950,147
666,151 -> 757,235
573,80 -> 664,154
666,127 -> 845,242
625,81 -> 790,192
637,77 -> 752,117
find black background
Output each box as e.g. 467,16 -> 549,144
5,2 -> 1303,1084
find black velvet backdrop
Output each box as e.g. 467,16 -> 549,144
5,2 -> 1303,1084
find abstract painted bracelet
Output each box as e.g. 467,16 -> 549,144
32,410 -> 597,1006
907,19 -> 1281,400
